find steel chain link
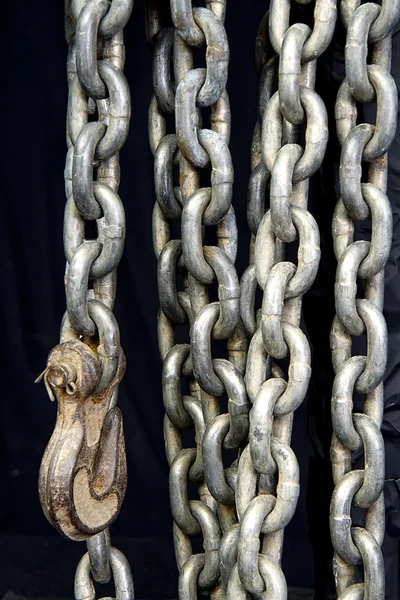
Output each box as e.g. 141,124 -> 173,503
37,1 -> 134,598
232,1 -> 335,597
330,2 -> 399,598
147,1 -> 249,598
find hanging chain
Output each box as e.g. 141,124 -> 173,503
330,2 -> 399,598
147,1 -> 250,598
37,1 -> 134,598
231,1 -> 336,597
34,0 -> 400,597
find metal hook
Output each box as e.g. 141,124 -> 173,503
38,339 -> 127,540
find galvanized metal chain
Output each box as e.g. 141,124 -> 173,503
330,2 -> 399,598
37,1 -> 134,598
232,1 -> 336,597
34,1 -> 400,597
147,1 -> 249,598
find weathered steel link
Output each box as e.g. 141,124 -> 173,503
75,546 -> 135,600
148,2 -> 244,598
270,0 -> 337,60
340,0 -> 400,41
330,1 -> 399,597
191,8 -> 229,108
75,0 -> 110,99
39,0 -> 134,595
278,23 -> 312,124
233,0 -> 335,595
263,87 -> 329,183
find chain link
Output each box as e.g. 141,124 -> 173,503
37,1 -> 134,597
75,545 -> 135,600
330,2 -> 399,598
148,1 -> 249,598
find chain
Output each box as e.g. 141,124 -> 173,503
231,1 -> 336,597
147,1 -> 250,598
37,1 -> 134,598
34,1 -> 400,598
330,2 -> 399,598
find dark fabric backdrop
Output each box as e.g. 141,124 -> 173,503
1,1 -> 400,599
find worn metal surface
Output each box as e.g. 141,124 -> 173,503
330,2 -> 399,598
38,0 -> 134,597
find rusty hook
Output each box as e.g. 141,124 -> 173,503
38,339 -> 127,541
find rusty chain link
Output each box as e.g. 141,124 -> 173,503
147,1 -> 250,598
330,2 -> 399,598
37,0 -> 134,598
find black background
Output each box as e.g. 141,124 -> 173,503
2,1 -> 400,598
